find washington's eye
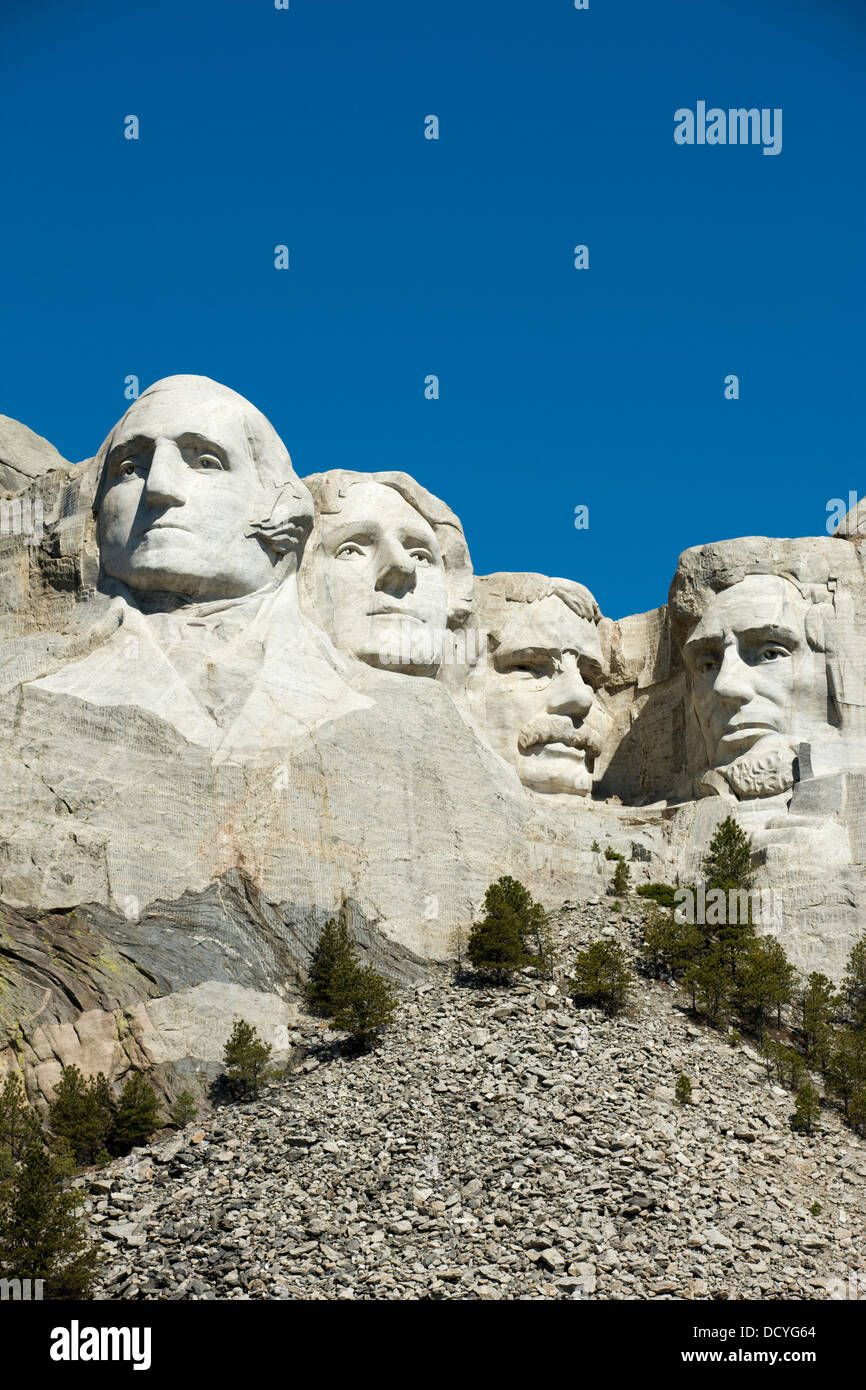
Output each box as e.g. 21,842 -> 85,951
698,658 -> 719,675
118,458 -> 140,477
195,453 -> 223,471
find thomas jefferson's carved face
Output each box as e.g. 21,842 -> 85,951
683,575 -> 828,774
312,481 -> 449,676
484,595 -> 607,795
98,391 -> 279,601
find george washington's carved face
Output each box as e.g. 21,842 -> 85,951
97,388 -> 287,602
683,575 -> 829,786
484,594 -> 608,795
311,481 -> 449,676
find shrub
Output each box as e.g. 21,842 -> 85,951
48,1067 -> 115,1167
604,847 -> 624,862
108,1074 -> 162,1156
0,1143 -> 100,1299
170,1091 -> 198,1128
222,1020 -> 273,1099
569,940 -> 632,1015
636,883 -> 679,910
330,961 -> 398,1052
306,916 -> 356,1016
675,1074 -> 692,1105
591,840 -> 600,853
791,1080 -> 821,1135
809,1200 -> 822,1217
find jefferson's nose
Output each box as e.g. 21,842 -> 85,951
375,538 -> 416,594
547,653 -> 595,721
144,438 -> 188,508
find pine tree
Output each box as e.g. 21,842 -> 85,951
610,860 -> 631,897
842,939 -> 866,1030
734,938 -> 797,1030
466,877 -> 544,983
0,1143 -> 100,1299
223,1020 -> 273,1099
683,944 -> 730,1025
48,1066 -> 115,1167
701,815 -> 754,891
791,1080 -> 821,1135
642,904 -> 703,979
330,962 -> 398,1052
0,1074 -> 42,1165
170,1091 -> 197,1128
569,940 -> 632,1015
825,1028 -> 866,1116
108,1073 -> 162,1156
797,973 -> 838,1063
306,916 -> 356,1016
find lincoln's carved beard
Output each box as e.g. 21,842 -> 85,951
702,735 -> 797,800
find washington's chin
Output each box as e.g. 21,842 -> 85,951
104,558 -> 264,601
518,743 -> 594,795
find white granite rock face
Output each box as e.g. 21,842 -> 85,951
2,376 -> 865,1090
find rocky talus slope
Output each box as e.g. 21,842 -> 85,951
83,904 -> 866,1301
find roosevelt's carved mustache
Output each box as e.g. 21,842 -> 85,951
517,714 -> 604,759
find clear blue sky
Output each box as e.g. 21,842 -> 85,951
1,0 -> 863,617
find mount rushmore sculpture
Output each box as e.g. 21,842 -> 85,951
2,374 -> 865,1096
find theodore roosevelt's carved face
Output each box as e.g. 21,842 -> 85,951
484,594 -> 608,795
683,575 -> 828,779
97,387 -> 285,601
311,481 -> 449,676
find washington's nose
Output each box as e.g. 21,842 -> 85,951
713,645 -> 755,706
375,538 -> 416,595
547,654 -> 594,720
144,438 -> 188,508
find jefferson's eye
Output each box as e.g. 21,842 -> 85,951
755,645 -> 789,664
335,543 -> 366,560
409,549 -> 434,566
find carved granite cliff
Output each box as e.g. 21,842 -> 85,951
1,376 -> 865,1097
